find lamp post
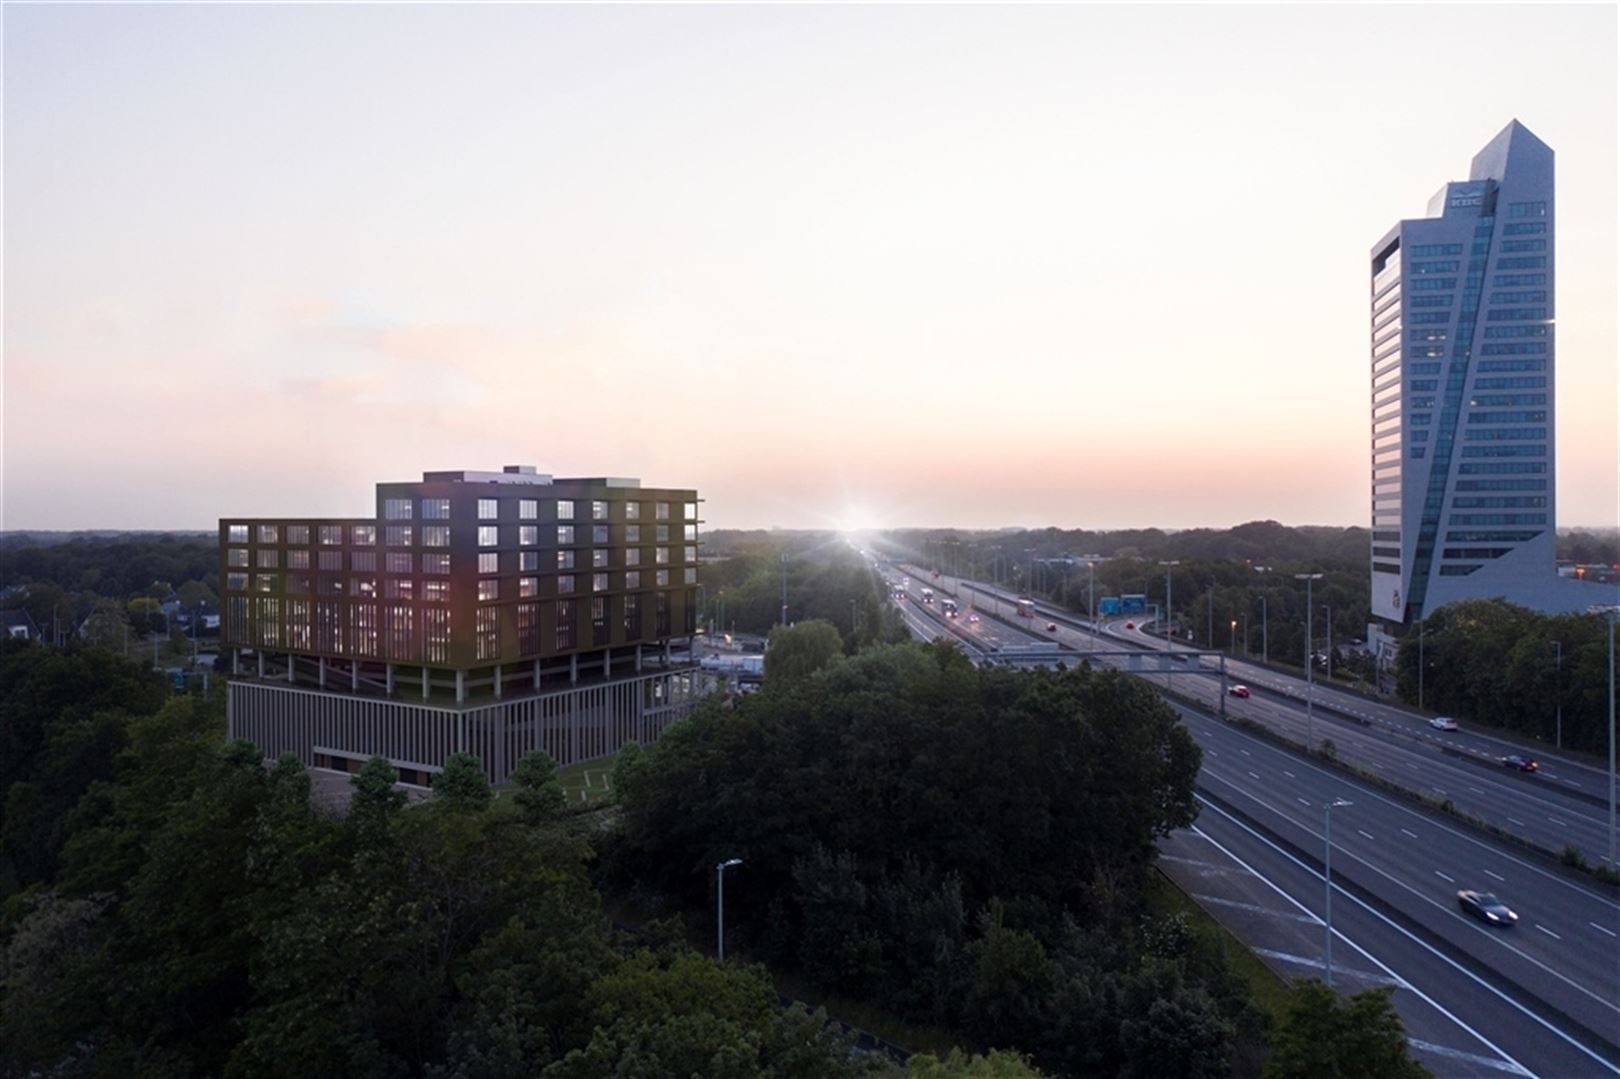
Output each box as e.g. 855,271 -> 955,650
1324,799 -> 1352,986
1159,561 -> 1180,648
1295,573 -> 1325,750
1550,638 -> 1562,750
716,858 -> 743,962
1323,604 -> 1333,683
1594,605 -> 1620,870
1260,596 -> 1268,666
1230,618 -> 1238,654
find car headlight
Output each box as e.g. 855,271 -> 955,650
1486,912 -> 1498,921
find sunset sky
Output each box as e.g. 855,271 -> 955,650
3,4 -> 1615,532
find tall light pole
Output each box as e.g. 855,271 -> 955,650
716,857 -> 743,962
1594,605 -> 1620,870
1323,604 -> 1333,682
779,552 -> 788,627
1230,618 -> 1238,654
1159,561 -> 1180,647
1324,799 -> 1352,986
1260,596 -> 1268,665
1550,639 -> 1563,750
1295,573 -> 1324,750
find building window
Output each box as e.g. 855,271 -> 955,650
519,499 -> 537,520
656,502 -> 670,520
685,546 -> 697,563
227,572 -> 248,591
353,578 -> 378,598
257,598 -> 281,647
228,524 -> 249,544
558,575 -> 576,594
422,498 -> 451,520
478,526 -> 499,547
425,608 -> 450,663
684,567 -> 698,585
520,526 -> 538,546
287,599 -> 311,650
319,550 -> 343,571
592,549 -> 608,568
422,553 -> 450,575
557,499 -> 575,520
685,502 -> 698,520
256,574 -> 278,593
556,599 -> 576,650
476,607 -> 499,660
519,577 -> 538,597
593,525 -> 609,544
384,498 -> 413,520
591,597 -> 609,646
287,549 -> 310,569
520,551 -> 538,572
656,525 -> 670,542
386,526 -> 412,547
626,571 -> 641,590
384,552 -> 412,574
424,580 -> 449,602
625,548 -> 641,566
423,526 -> 450,547
386,605 -> 416,661
626,525 -> 640,543
286,574 -> 310,594
592,500 -> 608,520
477,498 -> 499,520
625,502 -> 641,520
684,525 -> 697,542
624,593 -> 642,640
228,548 -> 249,567
352,604 -> 380,656
557,550 -> 575,570
478,579 -> 500,602
656,569 -> 669,586
257,524 -> 279,544
655,591 -> 670,636
656,547 -> 669,564
352,525 -> 376,546
254,549 -> 278,569
593,573 -> 608,593
557,525 -> 575,545
287,525 -> 310,545
319,525 -> 343,545
478,552 -> 500,574
517,602 -> 539,654
351,551 -> 377,572
385,578 -> 415,599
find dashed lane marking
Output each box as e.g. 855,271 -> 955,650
1484,870 -> 1505,882
1591,922 -> 1617,938
1534,924 -> 1561,941
1507,817 -> 1526,827
1406,1039 -> 1533,1076
1357,829 -> 1376,841
1401,828 -> 1419,839
1434,870 -> 1455,883
1190,894 -> 1320,924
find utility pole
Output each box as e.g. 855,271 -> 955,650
1323,604 -> 1333,682
1159,561 -> 1180,647
779,552 -> 788,627
1260,596 -> 1268,665
1295,573 -> 1325,750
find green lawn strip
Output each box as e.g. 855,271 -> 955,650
555,756 -> 617,804
1145,867 -> 1295,1023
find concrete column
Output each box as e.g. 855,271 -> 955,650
533,659 -> 541,692
231,648 -> 240,675
570,654 -> 578,686
603,650 -> 611,679
422,666 -> 430,700
386,663 -> 395,696
287,654 -> 295,683
494,664 -> 502,699
257,651 -> 265,679
318,656 -> 326,688
455,669 -> 466,703
351,661 -> 358,691
636,645 -> 643,672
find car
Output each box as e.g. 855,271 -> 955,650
1457,890 -> 1518,926
1124,621 -> 1136,630
968,613 -> 980,624
1430,716 -> 1459,731
1501,755 -> 1539,773
1046,622 -> 1059,632
1228,685 -> 1250,698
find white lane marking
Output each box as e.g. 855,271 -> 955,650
1591,922 -> 1618,938
1357,829 -> 1376,841
1207,749 -> 1218,757
1406,1039 -> 1533,1076
1188,814 -> 1543,1077
1296,797 -> 1312,807
1507,817 -> 1526,827
1401,828 -> 1419,839
1190,894 -> 1320,924
1283,770 -> 1295,778
1484,869 -> 1505,882
1549,817 -> 1567,826
1251,948 -> 1397,985
1535,924 -> 1561,940
1468,786 -> 1484,795
1434,870 -> 1455,883
1195,801 -> 1609,1077
1248,771 -> 1260,780
1240,749 -> 1251,756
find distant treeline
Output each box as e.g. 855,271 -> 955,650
1,534 -> 217,602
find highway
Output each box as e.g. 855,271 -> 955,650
881,563 -> 1620,1077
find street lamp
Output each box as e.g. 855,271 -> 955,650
1322,604 -> 1333,683
1324,799 -> 1352,986
1549,639 -> 1562,750
716,858 -> 743,962
1259,595 -> 1269,666
1230,618 -> 1238,654
1295,573 -> 1325,751
1159,561 -> 1180,647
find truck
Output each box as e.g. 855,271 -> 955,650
921,587 -> 935,605
941,598 -> 959,619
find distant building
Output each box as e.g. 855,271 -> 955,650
221,466 -> 704,783
1368,120 -> 1615,626
0,608 -> 41,641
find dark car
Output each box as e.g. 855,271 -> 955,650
1457,890 -> 1518,926
1124,621 -> 1136,630
1046,622 -> 1059,632
1228,685 -> 1251,698
1501,755 -> 1539,773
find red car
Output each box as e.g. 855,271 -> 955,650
1501,755 -> 1539,773
1228,685 -> 1251,698
1124,621 -> 1136,630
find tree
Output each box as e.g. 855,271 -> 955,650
510,750 -> 567,821
349,754 -> 407,844
1264,982 -> 1430,1079
126,597 -> 166,637
764,618 -> 846,689
907,1049 -> 1044,1077
434,752 -> 494,812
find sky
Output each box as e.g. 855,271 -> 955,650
3,4 -> 1615,532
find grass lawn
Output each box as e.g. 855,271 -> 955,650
555,756 -> 617,806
